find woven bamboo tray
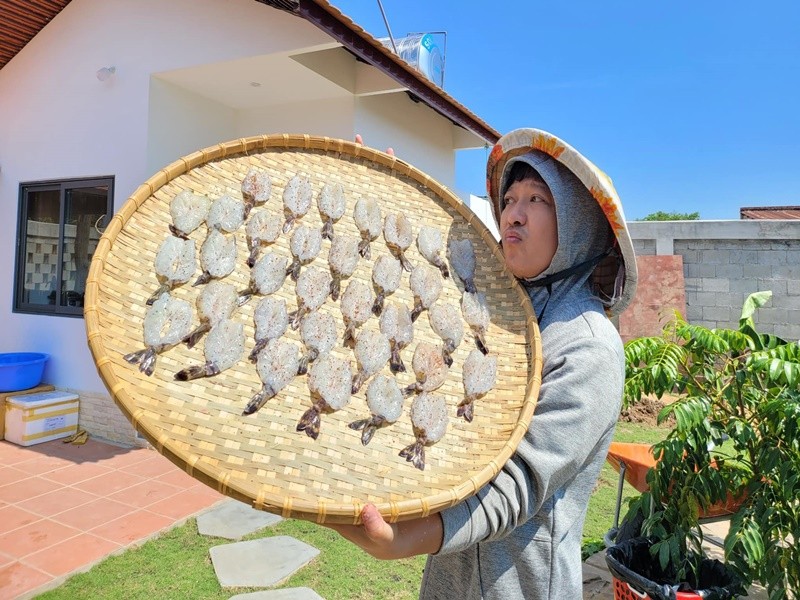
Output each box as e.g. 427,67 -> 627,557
84,134 -> 541,524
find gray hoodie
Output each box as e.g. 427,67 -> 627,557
419,151 -> 625,599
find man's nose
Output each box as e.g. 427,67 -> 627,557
506,202 -> 525,225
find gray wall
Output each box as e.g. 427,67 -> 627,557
629,220 -> 800,342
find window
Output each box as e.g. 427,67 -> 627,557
14,177 -> 114,317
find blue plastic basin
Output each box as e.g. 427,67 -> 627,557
0,353 -> 50,393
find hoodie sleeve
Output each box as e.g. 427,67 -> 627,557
436,317 -> 624,554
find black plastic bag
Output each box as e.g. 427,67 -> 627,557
605,538 -> 746,600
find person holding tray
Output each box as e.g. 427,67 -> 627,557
331,128 -> 638,599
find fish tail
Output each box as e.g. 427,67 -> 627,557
321,220 -> 333,241
184,323 -> 210,349
296,407 -> 321,440
399,253 -> 413,273
249,338 -> 267,363
389,348 -> 406,374
242,385 -> 275,415
457,400 -> 475,423
475,332 -> 489,355
247,246 -> 260,268
193,272 -> 212,287
146,283 -> 170,306
436,259 -> 450,279
351,371 -> 365,394
371,293 -> 384,317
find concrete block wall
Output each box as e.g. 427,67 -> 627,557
628,220 -> 800,342
73,390 -> 148,448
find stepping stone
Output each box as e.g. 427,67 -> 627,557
211,537 -> 320,588
228,588 -> 324,600
198,499 -> 282,540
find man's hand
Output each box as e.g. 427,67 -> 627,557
327,503 -> 443,560
355,134 -> 394,157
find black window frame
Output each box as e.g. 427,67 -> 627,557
14,176 -> 114,318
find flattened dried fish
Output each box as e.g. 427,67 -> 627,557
340,279 -> 374,349
246,210 -> 282,268
282,174 -> 313,233
317,182 -> 346,240
184,281 -> 237,348
428,303 -> 464,367
238,252 -> 288,305
353,198 -> 381,259
379,302 -> 413,373
288,266 -> 332,330
348,374 -> 403,445
328,234 -> 360,301
287,224 -> 322,281
459,349 -> 497,422
448,239 -> 477,293
298,353 -> 352,440
371,254 -> 402,316
409,264 -> 442,322
207,194 -> 246,233
169,190 -> 210,239
399,392 -> 448,471
147,236 -> 196,305
383,212 -> 414,272
243,338 -> 300,415
351,329 -> 390,393
417,225 -> 449,278
241,167 -> 272,218
402,341 -> 448,397
298,310 -> 337,375
249,296 -> 289,362
461,291 -> 490,354
124,293 -> 193,376
194,229 -> 236,286
174,319 -> 244,381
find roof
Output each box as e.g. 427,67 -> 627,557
0,0 -> 71,69
0,0 -> 500,144
740,206 -> 800,220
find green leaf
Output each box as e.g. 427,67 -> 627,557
740,291 -> 772,323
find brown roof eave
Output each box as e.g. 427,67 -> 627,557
257,0 -> 500,145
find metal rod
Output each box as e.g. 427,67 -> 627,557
376,0 -> 398,54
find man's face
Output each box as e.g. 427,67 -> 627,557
499,178 -> 558,279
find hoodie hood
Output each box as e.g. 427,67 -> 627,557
487,128 -> 637,317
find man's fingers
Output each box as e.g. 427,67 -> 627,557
354,134 -> 394,156
361,503 -> 393,543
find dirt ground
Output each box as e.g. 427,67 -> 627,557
618,395 -> 676,427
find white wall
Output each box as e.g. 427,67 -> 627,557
355,93 -> 455,188
236,96 -> 354,141
466,195 -> 500,241
147,79 -> 238,175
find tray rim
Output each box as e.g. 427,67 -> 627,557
84,133 -> 542,524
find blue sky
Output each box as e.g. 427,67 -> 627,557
331,1 -> 799,220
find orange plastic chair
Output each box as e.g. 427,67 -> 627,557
604,441 -> 745,546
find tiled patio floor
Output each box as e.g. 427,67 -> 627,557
0,437 -> 225,599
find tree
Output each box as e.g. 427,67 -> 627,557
639,211 -> 700,221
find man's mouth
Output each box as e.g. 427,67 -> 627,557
503,229 -> 522,243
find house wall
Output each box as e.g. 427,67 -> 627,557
0,0 -> 470,446
355,93 -> 456,188
236,97 -> 355,148
627,220 -> 800,341
146,79 -> 238,176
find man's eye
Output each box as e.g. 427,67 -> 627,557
530,195 -> 544,203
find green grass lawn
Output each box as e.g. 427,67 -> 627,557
36,420 -> 668,600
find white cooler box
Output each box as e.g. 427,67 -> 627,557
5,390 -> 79,446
